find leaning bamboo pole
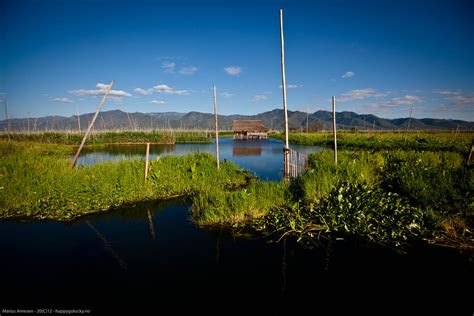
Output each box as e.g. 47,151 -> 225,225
280,8 -> 290,180
71,80 -> 114,168
213,83 -> 220,169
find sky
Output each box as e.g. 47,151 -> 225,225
1,0 -> 473,120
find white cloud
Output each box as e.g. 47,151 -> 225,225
134,88 -> 151,95
220,92 -> 234,97
385,95 -> 423,106
252,95 -> 267,102
162,61 -> 176,73
133,84 -> 189,96
68,83 -> 131,98
179,66 -> 198,75
224,66 -> 241,76
342,71 -> 354,78
448,95 -> 474,105
151,84 -> 189,95
150,100 -> 166,105
338,88 -> 387,102
280,84 -> 302,89
432,89 -> 463,95
53,97 -> 73,103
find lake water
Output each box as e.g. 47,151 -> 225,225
1,139 -> 472,313
76,138 -> 322,181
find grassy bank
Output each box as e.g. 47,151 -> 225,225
194,149 -> 473,248
271,131 -> 473,153
0,130 -> 212,144
0,142 -> 249,220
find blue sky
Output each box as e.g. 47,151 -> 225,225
1,0 -> 473,120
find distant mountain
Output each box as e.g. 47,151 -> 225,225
1,109 -> 473,132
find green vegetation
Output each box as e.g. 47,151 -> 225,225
194,149 -> 473,248
0,141 -> 249,220
271,131 -> 473,153
1,136 -> 472,250
0,130 -> 212,144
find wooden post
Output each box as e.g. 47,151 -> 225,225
145,142 -> 150,180
406,104 -> 414,131
76,104 -> 81,132
71,80 -> 114,168
213,83 -> 220,169
280,8 -> 290,180
306,111 -> 309,133
468,141 -> 474,164
332,96 -> 337,165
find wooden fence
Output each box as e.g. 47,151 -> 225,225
288,148 -> 307,179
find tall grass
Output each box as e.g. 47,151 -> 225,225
0,142 -> 249,220
0,130 -> 212,144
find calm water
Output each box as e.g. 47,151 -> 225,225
1,139 -> 472,313
76,138 -> 323,181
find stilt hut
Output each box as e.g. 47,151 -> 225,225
232,120 -> 268,140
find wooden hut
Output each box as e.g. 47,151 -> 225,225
232,120 -> 268,140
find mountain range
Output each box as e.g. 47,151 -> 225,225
1,109 -> 473,132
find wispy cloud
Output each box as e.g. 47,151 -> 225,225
133,84 -> 189,96
179,66 -> 198,75
162,61 -> 176,73
280,84 -> 302,89
448,95 -> 474,105
220,92 -> 234,97
69,83 -> 131,98
150,100 -> 166,105
152,84 -> 189,95
53,97 -> 73,103
385,95 -> 422,106
224,66 -> 241,76
432,89 -> 463,95
342,71 -> 354,78
338,88 -> 387,102
252,95 -> 267,102
134,88 -> 151,95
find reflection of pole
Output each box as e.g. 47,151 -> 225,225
71,80 -> 114,168
281,238 -> 287,297
332,96 -> 337,165
213,83 -> 220,169
147,209 -> 156,240
280,9 -> 290,181
86,221 -> 127,269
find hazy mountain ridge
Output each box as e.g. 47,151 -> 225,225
1,109 -> 472,131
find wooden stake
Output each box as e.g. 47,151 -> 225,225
332,96 -> 337,165
280,8 -> 290,180
213,83 -> 220,169
76,104 -> 81,132
71,80 -> 114,168
468,141 -> 474,164
145,142 -> 150,180
407,104 -> 414,131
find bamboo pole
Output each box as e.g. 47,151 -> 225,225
145,142 -> 150,180
407,104 -> 414,131
71,80 -> 114,168
213,83 -> 220,169
332,96 -> 337,165
76,104 -> 81,132
280,8 -> 290,180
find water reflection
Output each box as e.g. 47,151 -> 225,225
76,138 -> 323,181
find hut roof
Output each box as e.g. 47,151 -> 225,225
232,120 -> 268,132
